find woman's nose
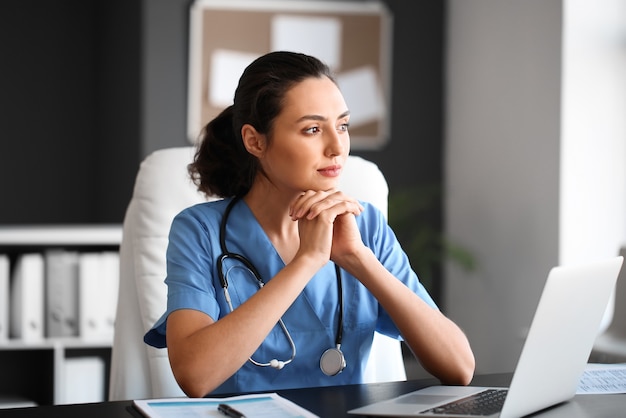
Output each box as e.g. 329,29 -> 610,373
325,130 -> 346,156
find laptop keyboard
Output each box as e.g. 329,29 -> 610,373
421,388 -> 508,416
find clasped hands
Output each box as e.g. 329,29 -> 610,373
289,190 -> 365,266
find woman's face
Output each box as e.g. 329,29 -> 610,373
260,76 -> 351,194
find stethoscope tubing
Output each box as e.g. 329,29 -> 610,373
217,197 -> 345,374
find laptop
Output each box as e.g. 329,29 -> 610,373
349,256 -> 624,418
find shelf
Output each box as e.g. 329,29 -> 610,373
0,225 -> 122,246
0,338 -> 113,351
1,224 -> 122,405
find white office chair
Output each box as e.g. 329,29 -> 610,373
590,246 -> 626,363
108,146 -> 406,401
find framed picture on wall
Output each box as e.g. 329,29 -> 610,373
187,0 -> 393,149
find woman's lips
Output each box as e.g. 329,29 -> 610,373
318,165 -> 342,177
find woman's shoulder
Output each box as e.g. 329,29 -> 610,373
355,200 -> 394,245
357,200 -> 386,223
176,198 -> 229,220
170,198 -> 231,233
167,199 -> 233,248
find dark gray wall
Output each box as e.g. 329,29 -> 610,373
141,0 -> 193,156
0,0 -> 140,224
1,1 -> 99,224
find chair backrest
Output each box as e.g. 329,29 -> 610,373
108,146 -> 405,401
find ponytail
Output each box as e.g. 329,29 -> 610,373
188,105 -> 257,198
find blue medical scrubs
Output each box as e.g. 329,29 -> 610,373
144,198 -> 438,394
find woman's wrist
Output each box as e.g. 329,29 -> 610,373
291,251 -> 330,275
334,245 -> 375,277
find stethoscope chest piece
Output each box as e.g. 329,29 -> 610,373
320,346 -> 346,376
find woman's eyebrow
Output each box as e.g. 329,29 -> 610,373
338,110 -> 351,120
296,110 -> 350,123
297,114 -> 327,123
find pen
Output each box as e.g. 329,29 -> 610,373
218,403 -> 247,418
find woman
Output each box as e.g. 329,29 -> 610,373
144,51 -> 474,397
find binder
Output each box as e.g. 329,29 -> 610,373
45,250 -> 80,338
78,253 -> 103,340
10,253 -> 45,341
61,356 -> 105,404
78,251 -> 119,341
0,254 -> 9,341
101,251 -> 120,339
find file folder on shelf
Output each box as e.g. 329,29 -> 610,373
45,250 -> 80,338
78,252 -> 119,341
0,254 -> 9,341
10,253 -> 45,341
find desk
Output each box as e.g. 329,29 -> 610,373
0,374 -> 623,418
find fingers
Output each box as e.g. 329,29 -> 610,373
289,190 -> 364,221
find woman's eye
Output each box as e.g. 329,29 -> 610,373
338,123 -> 350,132
304,126 -> 320,134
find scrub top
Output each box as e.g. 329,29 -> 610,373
144,197 -> 438,394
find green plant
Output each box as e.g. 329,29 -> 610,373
388,184 -> 475,292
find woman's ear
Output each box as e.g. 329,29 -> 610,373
241,124 -> 266,157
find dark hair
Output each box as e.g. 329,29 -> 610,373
188,51 -> 335,198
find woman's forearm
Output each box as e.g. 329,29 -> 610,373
167,254 -> 325,397
338,247 -> 475,385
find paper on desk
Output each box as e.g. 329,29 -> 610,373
133,392 -> 319,418
576,363 -> 626,394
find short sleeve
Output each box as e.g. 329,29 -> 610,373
357,202 -> 439,338
144,204 -> 223,348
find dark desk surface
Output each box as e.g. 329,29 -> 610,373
0,373 -> 623,418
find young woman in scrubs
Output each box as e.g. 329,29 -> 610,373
144,51 -> 475,397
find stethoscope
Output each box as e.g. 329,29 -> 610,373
217,197 -> 346,376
